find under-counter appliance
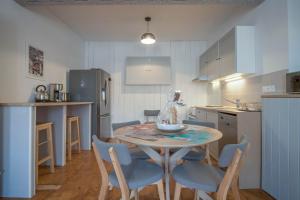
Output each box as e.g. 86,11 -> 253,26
286,71 -> 300,93
69,69 -> 111,139
49,83 -> 63,102
218,112 -> 238,153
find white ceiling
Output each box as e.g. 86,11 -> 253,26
27,3 -> 259,41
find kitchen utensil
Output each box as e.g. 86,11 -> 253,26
49,83 -> 63,102
35,85 -> 49,102
60,92 -> 70,102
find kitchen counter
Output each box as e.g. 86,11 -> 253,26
0,101 -> 92,198
0,101 -> 93,106
192,106 -> 260,115
262,93 -> 300,98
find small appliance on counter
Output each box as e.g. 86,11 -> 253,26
35,85 -> 49,102
49,83 -> 63,102
286,71 -> 300,93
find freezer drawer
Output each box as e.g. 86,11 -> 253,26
99,114 -> 111,139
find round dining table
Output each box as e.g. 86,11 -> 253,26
114,123 -> 223,200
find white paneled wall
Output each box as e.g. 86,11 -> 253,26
85,41 -> 207,124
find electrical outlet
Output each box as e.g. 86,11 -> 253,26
262,85 -> 276,93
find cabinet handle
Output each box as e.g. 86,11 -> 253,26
220,116 -> 224,119
226,123 -> 230,126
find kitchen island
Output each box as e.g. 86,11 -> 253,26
0,102 -> 92,198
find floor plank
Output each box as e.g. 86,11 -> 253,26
1,151 -> 274,200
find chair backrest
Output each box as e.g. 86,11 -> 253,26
112,120 -> 141,131
218,136 -> 249,168
182,119 -> 215,128
216,136 -> 250,200
92,135 -> 132,165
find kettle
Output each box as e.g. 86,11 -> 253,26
35,85 -> 49,102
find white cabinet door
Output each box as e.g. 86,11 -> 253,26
206,42 -> 219,81
195,109 -> 207,121
206,111 -> 219,159
219,29 -> 236,77
199,52 -> 208,77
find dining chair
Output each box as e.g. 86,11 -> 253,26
181,120 -> 215,164
172,136 -> 250,200
92,135 -> 165,200
112,120 -> 150,160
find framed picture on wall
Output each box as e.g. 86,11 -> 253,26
25,43 -> 45,80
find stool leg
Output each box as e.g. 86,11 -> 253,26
36,128 -> 39,185
76,118 -> 81,153
68,120 -> 72,161
48,125 -> 55,173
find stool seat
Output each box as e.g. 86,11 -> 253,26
67,116 -> 81,160
36,122 -> 55,185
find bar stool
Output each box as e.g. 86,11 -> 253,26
36,122 -> 55,185
67,116 -> 81,160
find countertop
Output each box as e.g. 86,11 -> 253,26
192,106 -> 261,114
261,93 -> 300,98
0,102 -> 93,107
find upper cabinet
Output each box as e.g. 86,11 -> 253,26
198,26 -> 255,81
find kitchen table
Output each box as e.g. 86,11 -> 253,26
114,123 -> 223,200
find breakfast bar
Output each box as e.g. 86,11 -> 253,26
0,102 -> 92,198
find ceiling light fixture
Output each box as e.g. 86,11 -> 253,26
141,17 -> 156,45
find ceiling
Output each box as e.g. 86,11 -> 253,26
19,1 -> 263,41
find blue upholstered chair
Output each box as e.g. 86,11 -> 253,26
92,135 -> 165,200
112,120 -> 150,160
181,120 -> 215,163
172,136 -> 249,200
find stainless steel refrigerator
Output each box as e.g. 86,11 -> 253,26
69,69 -> 111,139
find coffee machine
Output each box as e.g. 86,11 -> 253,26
49,83 -> 63,102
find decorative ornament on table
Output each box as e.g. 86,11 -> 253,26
157,89 -> 186,131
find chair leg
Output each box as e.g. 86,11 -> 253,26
194,189 -> 199,200
134,190 -> 139,200
99,182 -> 108,200
48,125 -> 55,173
205,144 -> 212,165
231,176 -> 241,200
76,117 -> 81,153
157,180 -> 165,200
67,120 -> 72,161
198,190 -> 213,200
174,183 -> 182,200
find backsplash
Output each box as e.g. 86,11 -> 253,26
207,69 -> 287,106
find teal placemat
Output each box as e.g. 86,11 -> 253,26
164,130 -> 211,143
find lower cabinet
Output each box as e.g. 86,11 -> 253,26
262,98 -> 300,200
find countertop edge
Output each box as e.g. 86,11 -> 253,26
262,94 -> 300,98
193,106 -> 261,114
0,102 -> 93,107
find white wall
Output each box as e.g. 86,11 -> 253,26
85,41 -> 207,123
0,0 -> 84,102
207,0 -> 289,75
287,0 -> 300,72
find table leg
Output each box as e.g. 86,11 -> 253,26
164,147 -> 170,200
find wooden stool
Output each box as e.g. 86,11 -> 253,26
67,116 -> 81,161
36,122 -> 55,185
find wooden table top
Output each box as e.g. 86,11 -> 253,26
114,123 -> 223,148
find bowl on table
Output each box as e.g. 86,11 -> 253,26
156,123 -> 186,132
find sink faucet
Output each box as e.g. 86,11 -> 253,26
224,98 -> 241,109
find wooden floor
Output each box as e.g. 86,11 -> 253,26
1,151 -> 274,200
